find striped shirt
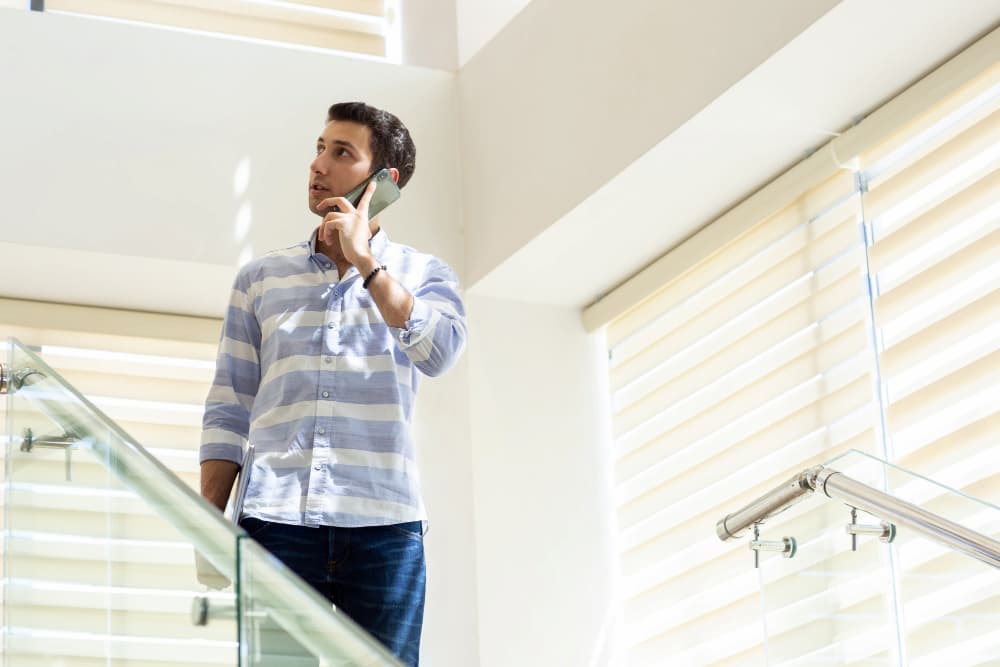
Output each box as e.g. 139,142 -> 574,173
200,229 -> 467,527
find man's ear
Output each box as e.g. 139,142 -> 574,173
388,167 -> 400,184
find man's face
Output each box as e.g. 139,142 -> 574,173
309,120 -> 375,216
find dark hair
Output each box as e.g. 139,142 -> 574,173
327,102 -> 416,188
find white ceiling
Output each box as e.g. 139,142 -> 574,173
465,0 -> 1000,309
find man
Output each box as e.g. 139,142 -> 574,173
199,102 -> 466,667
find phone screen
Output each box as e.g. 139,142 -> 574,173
340,168 -> 401,219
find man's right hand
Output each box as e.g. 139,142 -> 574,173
200,459 -> 241,512
197,459 -> 241,589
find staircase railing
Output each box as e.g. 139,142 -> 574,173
716,463 -> 1000,569
3,338 -> 404,666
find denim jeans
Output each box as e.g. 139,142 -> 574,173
240,517 -> 426,667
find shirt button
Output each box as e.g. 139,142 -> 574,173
314,465 -> 322,471
327,322 -> 336,329
323,262 -> 331,269
317,428 -> 326,435
321,391 -> 330,398
324,356 -> 333,364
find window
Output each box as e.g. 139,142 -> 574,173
586,31 -> 1000,667
0,298 -> 219,494
28,0 -> 396,59
0,298 -> 224,659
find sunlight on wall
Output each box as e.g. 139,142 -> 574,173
233,156 -> 254,267
234,202 -> 253,244
233,156 -> 251,198
238,245 -> 254,268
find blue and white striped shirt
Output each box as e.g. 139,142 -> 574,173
200,229 -> 467,527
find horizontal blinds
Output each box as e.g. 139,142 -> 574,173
608,57 -> 1000,666
0,299 -> 227,664
862,65 -> 1000,664
865,64 -> 1000,473
44,0 -> 388,56
0,299 -> 220,484
608,169 -> 874,665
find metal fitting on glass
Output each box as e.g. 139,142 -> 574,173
191,595 -> 236,626
750,523 -> 797,568
4,366 -> 45,393
21,428 -> 80,481
846,507 -> 896,551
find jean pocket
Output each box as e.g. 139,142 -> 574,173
387,521 -> 424,542
240,517 -> 273,540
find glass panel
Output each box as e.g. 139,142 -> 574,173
3,338 -> 401,666
824,449 -> 1000,666
237,536 -> 403,667
4,339 -> 240,665
755,474 -> 899,667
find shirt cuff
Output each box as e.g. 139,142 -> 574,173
199,442 -> 245,465
390,297 -> 440,349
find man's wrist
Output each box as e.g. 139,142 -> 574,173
354,255 -> 380,276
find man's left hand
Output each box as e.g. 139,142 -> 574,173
317,180 -> 377,268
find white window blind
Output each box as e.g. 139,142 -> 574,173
41,0 -> 391,57
860,63 -> 1000,665
606,50 -> 1000,667
0,297 -> 219,491
609,168 -> 872,665
0,298 -> 227,664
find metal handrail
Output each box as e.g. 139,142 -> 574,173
716,465 -> 1000,569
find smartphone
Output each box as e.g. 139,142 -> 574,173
337,168 -> 401,219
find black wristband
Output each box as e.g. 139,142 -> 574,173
363,264 -> 387,289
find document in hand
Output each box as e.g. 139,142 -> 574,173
229,445 -> 254,523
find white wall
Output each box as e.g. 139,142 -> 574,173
454,0 -> 532,66
467,296 -> 618,667
400,0 -> 459,71
457,0 -> 842,288
0,9 -> 477,667
0,8 -> 463,317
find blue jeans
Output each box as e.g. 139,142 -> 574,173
240,517 -> 426,667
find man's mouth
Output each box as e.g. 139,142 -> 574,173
310,183 -> 330,195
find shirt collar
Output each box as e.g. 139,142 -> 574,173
308,227 -> 389,258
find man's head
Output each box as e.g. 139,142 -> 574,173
309,102 -> 416,217
328,102 -> 416,187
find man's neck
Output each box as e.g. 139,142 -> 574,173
315,223 -> 380,273
316,234 -> 348,264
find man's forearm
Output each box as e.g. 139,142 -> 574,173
357,256 -> 413,327
200,460 -> 240,512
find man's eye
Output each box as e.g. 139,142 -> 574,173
337,148 -> 350,157
316,146 -> 324,155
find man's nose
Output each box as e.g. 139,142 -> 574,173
311,154 -> 327,173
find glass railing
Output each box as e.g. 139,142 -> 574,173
2,338 -> 404,666
719,449 -> 1000,666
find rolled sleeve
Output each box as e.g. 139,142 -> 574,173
390,260 -> 467,377
391,297 -> 440,348
199,429 -> 246,465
